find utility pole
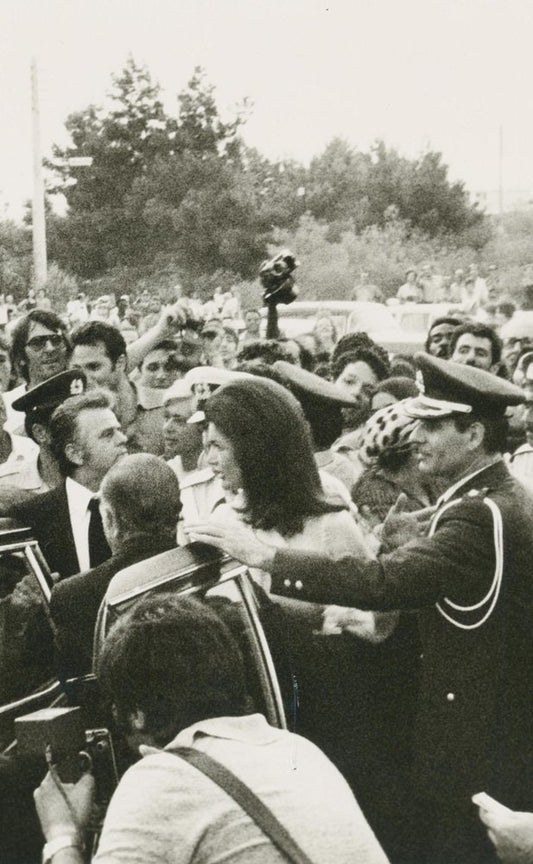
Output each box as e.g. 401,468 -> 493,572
31,57 -> 47,289
498,124 -> 504,226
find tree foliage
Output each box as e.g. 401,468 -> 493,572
0,222 -> 32,298
44,57 -> 488,298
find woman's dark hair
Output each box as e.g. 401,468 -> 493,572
374,376 -> 419,401
204,377 -> 341,536
98,594 -> 248,747
331,347 -> 390,383
237,340 -> 286,365
331,331 -> 390,370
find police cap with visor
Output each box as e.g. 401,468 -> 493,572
406,353 -> 525,420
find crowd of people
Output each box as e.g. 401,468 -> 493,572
0,282 -> 533,864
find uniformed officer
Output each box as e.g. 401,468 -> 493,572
0,369 -> 87,503
190,354 -> 533,864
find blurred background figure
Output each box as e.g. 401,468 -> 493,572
200,319 -> 225,367
162,378 -> 202,477
396,268 -> 422,303
89,294 -> 121,327
240,308 -> 262,344
219,326 -> 240,369
425,317 -> 462,359
509,402 -> 533,498
311,311 -> 338,360
133,339 -> 182,455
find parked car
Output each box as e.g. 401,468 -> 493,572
241,300 -> 468,357
0,538 -> 288,863
389,302 -> 465,338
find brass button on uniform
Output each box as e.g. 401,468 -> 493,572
446,692 -> 455,702
295,580 -> 303,591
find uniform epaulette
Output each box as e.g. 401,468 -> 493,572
464,487 -> 490,500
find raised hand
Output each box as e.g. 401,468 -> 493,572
380,493 -> 437,552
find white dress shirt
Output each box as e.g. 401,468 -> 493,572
65,476 -> 94,573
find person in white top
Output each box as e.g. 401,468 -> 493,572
35,593 -> 389,864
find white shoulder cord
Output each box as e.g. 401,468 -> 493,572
428,495 -> 504,630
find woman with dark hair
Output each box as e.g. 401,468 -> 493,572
203,376 -> 373,550
202,377 -> 417,859
370,375 -> 419,411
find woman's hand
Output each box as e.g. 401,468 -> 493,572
186,520 -> 276,571
34,771 -> 95,842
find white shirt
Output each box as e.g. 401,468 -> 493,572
2,383 -> 27,435
65,476 -> 94,573
94,714 -> 387,864
0,433 -> 47,493
509,443 -> 533,498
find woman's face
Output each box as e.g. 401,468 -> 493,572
220,332 -> 238,362
205,422 -> 243,493
336,361 -> 378,403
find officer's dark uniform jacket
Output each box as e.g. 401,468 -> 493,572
271,457 -> 533,864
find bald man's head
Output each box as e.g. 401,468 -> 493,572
100,454 -> 181,547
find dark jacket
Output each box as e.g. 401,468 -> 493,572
10,483 -> 80,578
271,460 -> 533,864
50,534 -> 176,680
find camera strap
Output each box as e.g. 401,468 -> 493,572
171,746 -> 315,864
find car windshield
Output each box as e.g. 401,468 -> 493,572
347,307 -> 398,331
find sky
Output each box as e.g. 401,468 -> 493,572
2,0 -> 533,219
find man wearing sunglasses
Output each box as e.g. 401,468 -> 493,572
4,310 -> 71,433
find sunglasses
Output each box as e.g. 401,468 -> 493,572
25,333 -> 65,351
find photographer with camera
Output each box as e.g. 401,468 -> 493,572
34,593 -> 388,864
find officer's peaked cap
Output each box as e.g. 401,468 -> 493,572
405,353 -> 525,419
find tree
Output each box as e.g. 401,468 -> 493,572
304,138 -> 484,239
0,222 -> 32,299
47,61 -> 260,283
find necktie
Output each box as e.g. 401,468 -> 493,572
88,497 -> 111,568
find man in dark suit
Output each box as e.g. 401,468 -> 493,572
50,453 -> 181,679
191,355 -> 533,864
10,389 -> 128,577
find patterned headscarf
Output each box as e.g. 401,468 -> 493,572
359,399 -> 417,466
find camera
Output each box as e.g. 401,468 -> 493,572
259,250 -> 299,306
15,705 -> 119,809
